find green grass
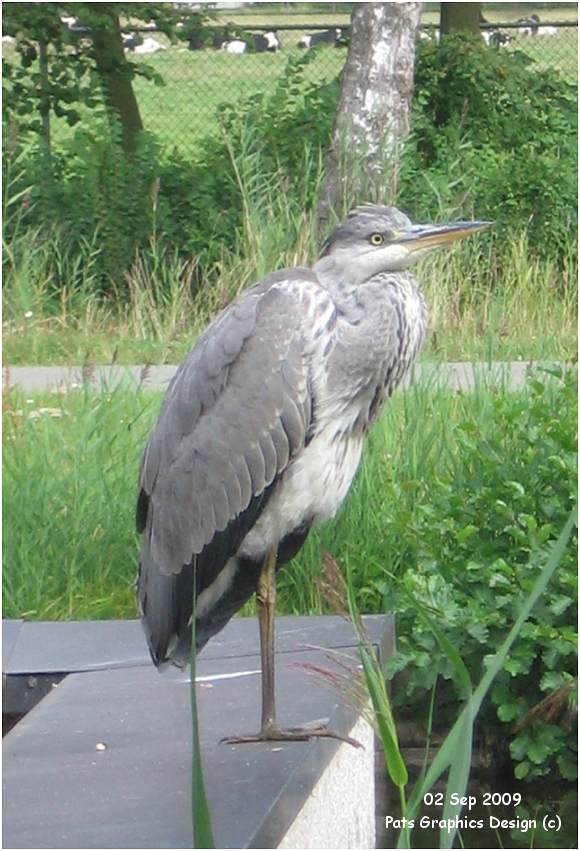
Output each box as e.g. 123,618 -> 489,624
3,367 -> 575,621
3,385 -> 157,619
3,221 -> 577,366
131,46 -> 344,153
122,24 -> 580,151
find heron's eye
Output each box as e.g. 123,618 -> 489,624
370,233 -> 384,246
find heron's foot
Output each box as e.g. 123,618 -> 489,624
221,721 -> 362,749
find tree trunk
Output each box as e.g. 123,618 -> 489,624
89,4 -> 143,154
317,2 -> 422,229
440,3 -> 481,36
38,40 -> 51,155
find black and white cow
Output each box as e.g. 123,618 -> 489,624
298,28 -> 343,49
122,32 -> 144,51
515,14 -> 540,37
253,31 -> 280,52
482,28 -> 512,47
215,37 -> 247,53
190,30 -> 280,54
60,15 -> 84,35
132,36 -> 166,54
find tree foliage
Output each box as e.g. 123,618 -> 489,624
3,3 -> 97,135
2,3 -> 205,146
400,33 -> 578,258
4,37 -> 576,295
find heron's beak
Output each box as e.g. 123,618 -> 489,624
399,220 -> 492,252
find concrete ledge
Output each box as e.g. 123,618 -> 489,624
279,714 -> 375,850
3,616 -> 392,849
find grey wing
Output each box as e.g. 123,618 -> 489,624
137,274 -> 316,665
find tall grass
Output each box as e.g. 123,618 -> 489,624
3,367 -> 574,621
420,231 -> 578,361
3,149 -> 577,365
2,384 -> 158,619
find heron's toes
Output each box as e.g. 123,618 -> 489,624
221,722 -> 362,748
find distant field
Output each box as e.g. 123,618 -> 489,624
5,7 -> 572,157
132,44 -> 344,154
129,20 -> 576,156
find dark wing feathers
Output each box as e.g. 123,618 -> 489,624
137,275 -> 317,665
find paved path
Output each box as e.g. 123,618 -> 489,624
3,361 -> 564,394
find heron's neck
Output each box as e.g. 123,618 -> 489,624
313,256 -> 367,304
313,255 -> 426,330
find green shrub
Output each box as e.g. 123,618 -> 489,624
4,125 -> 161,295
219,51 -> 336,190
383,368 -> 577,783
3,52 -> 336,294
399,34 -> 578,261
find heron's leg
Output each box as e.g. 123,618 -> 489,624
256,545 -> 278,734
222,547 -> 361,748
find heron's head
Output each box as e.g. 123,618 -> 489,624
317,204 -> 491,284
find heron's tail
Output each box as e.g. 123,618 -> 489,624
138,537 -> 197,669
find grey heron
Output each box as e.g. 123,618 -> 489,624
137,205 -> 490,743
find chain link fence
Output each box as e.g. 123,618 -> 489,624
127,20 -> 578,156
3,18 -> 577,157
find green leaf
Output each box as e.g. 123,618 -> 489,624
557,753 -> 578,781
511,733 -> 531,762
467,622 -> 489,643
497,702 -> 519,722
527,740 -> 550,764
514,760 -> 530,779
549,594 -> 573,617
456,524 -> 478,543
540,670 -> 566,692
360,645 -> 408,788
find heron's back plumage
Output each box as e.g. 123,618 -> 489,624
138,270 -> 322,664
137,257 -> 427,667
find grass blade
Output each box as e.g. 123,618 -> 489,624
359,644 -> 408,788
191,615 -> 216,848
344,562 -> 410,844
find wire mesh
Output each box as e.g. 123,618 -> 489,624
129,21 -> 579,156
2,20 -> 578,156
131,27 -> 347,155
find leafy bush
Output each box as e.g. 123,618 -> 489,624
207,37 -> 577,264
212,36 -> 577,265
399,34 -> 578,261
3,51 -> 336,294
219,51 -> 336,190
4,126 -> 160,295
383,368 -> 578,783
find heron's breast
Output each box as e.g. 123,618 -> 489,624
237,423 -> 364,561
